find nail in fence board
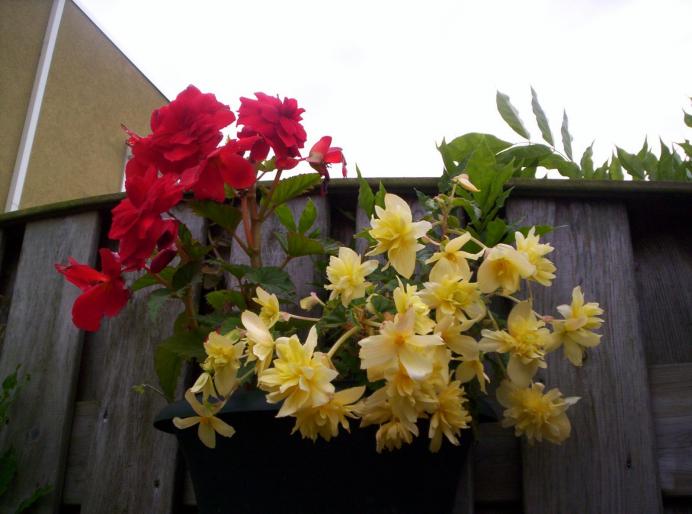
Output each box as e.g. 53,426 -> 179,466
77,209 -> 205,514
507,199 -> 661,514
0,213 -> 100,513
231,196 -> 329,304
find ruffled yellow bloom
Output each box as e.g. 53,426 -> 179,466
393,279 -> 435,335
428,381 -> 472,452
419,259 -> 485,328
190,371 -> 216,401
479,301 -> 553,387
259,327 -> 338,417
242,310 -> 276,373
325,246 -> 378,306
291,386 -> 365,441
173,389 -> 235,449
367,193 -> 432,278
375,418 -> 419,452
253,286 -> 281,328
425,233 -> 475,277
358,308 -> 444,381
477,244 -> 535,295
436,317 -> 489,392
515,228 -> 556,287
203,330 -> 245,396
497,380 -> 579,444
550,286 -> 604,366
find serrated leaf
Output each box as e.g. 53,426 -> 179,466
561,110 -> 573,160
608,156 -> 624,180
530,87 -> 554,146
356,165 -> 375,218
593,160 -> 609,179
147,288 -> 171,321
658,140 -> 674,180
244,267 -> 294,298
0,448 -> 17,496
286,232 -> 325,257
539,153 -> 582,179
15,484 -> 52,513
438,133 -> 512,173
206,290 -> 246,312
497,144 -> 553,168
483,219 -> 508,247
274,203 -> 296,231
496,91 -> 530,139
159,331 -> 207,361
216,261 -> 252,279
616,147 -> 645,180
262,173 -> 321,209
154,345 -> 181,401
172,261 -> 201,291
298,198 -> 317,233
580,144 -> 594,179
190,201 -> 242,233
130,268 -> 174,292
374,182 -> 386,209
684,110 -> 692,128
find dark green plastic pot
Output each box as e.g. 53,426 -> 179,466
155,388 -> 471,514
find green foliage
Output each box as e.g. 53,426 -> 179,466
191,201 -> 242,233
244,267 -> 295,299
356,165 -> 376,217
206,290 -> 247,312
261,173 -> 321,210
530,87 -> 554,146
155,331 -> 206,399
284,232 -> 325,257
496,91 -> 530,139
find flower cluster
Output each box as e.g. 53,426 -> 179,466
56,86 -> 603,452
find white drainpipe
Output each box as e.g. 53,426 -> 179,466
5,0 -> 66,212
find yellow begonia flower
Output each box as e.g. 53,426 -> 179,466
242,310 -> 275,373
428,381 -> 472,452
325,246 -> 378,307
253,286 -> 281,328
497,380 -> 579,445
477,243 -> 535,295
515,227 -> 556,286
425,233 -> 478,277
173,389 -> 235,449
190,372 -> 216,401
436,317 -> 489,392
375,418 -> 419,452
358,308 -> 444,381
419,259 -> 485,328
299,292 -> 322,311
550,286 -> 604,366
259,326 -> 338,417
203,331 -> 245,396
393,279 -> 435,335
291,386 -> 365,441
479,301 -> 553,387
367,193 -> 432,278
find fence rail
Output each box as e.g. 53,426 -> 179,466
0,179 -> 690,514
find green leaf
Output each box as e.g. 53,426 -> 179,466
130,268 -> 174,292
496,91 -> 530,139
147,288 -> 172,321
580,143 -> 594,179
483,218 -> 508,247
356,165 -> 375,218
244,267 -> 294,298
438,133 -> 512,173
616,147 -> 645,180
374,182 -> 386,209
593,159 -> 610,179
286,232 -> 325,257
273,203 -> 296,232
298,198 -> 317,233
15,485 -> 52,514
190,201 -> 242,233
155,331 -> 206,399
684,110 -> 692,128
658,140 -> 674,180
530,87 -> 554,146
0,448 -> 17,496
172,261 -> 201,291
216,261 -> 252,279
561,110 -> 573,160
497,144 -> 553,168
206,290 -> 246,312
608,156 -> 624,180
539,153 -> 582,179
262,173 -> 321,209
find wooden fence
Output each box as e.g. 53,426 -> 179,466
0,178 -> 690,514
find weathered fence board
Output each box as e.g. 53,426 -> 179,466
0,213 -> 100,513
507,199 -> 662,514
74,209 -> 204,514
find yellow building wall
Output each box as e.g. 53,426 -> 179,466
0,1 -> 53,209
21,1 -> 167,208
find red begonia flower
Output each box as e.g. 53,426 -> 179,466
191,139 -> 258,201
126,85 -> 235,176
56,248 -> 129,332
110,160 -> 184,269
307,136 -> 348,178
237,93 -> 307,167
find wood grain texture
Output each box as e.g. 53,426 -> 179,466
76,209 -> 204,514
0,213 -> 100,513
507,199 -> 662,514
629,203 -> 692,365
231,196 -> 330,305
649,363 -> 692,496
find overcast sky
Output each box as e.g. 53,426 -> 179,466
77,0 -> 691,178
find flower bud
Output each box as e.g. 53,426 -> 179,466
453,173 -> 480,193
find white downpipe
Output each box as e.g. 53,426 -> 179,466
5,0 -> 66,212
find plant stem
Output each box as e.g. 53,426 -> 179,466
327,325 -> 360,360
285,313 -> 321,322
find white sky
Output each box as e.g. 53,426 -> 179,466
77,0 -> 691,178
